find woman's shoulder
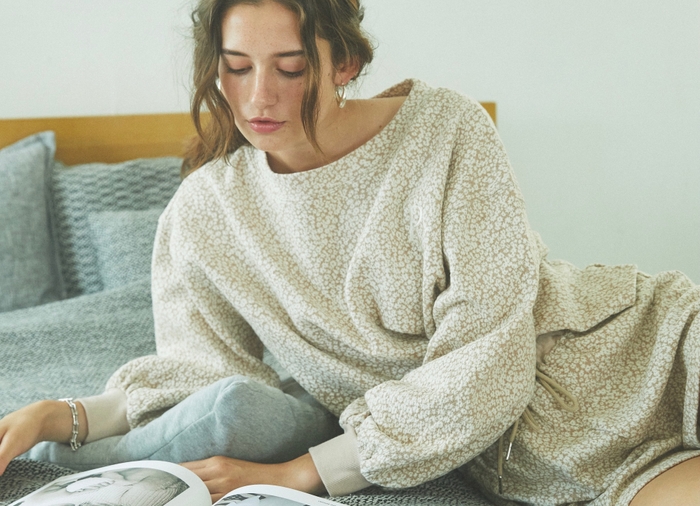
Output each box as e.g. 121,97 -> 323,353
378,79 -> 482,111
378,79 -> 493,133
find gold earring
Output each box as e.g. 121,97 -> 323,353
335,83 -> 347,108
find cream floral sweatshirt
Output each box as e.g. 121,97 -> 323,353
83,79 -> 546,495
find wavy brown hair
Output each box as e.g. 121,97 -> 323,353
182,0 -> 374,177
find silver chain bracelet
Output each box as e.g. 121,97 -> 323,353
58,398 -> 82,451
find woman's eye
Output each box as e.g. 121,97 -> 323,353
280,69 -> 305,78
226,67 -> 249,75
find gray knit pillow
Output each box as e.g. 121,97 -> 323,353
0,132 -> 64,312
88,208 -> 163,290
52,158 -> 181,297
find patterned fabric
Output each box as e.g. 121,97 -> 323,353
104,80 -> 700,504
0,132 -> 64,312
465,271 -> 700,506
52,157 -> 181,297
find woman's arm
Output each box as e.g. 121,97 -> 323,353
336,100 -> 541,490
105,180 -> 281,430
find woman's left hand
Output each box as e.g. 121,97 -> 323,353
181,453 -> 325,502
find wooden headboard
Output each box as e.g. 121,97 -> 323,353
0,113 -> 198,165
0,104 -> 496,165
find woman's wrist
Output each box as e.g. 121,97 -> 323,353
280,453 -> 326,495
37,399 -> 88,445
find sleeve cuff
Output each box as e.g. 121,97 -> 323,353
308,429 -> 372,496
77,388 -> 130,443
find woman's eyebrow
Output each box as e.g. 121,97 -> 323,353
221,49 -> 304,58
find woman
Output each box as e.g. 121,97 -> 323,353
1,0 -> 699,504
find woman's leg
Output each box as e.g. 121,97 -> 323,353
629,456 -> 700,506
24,376 -> 342,471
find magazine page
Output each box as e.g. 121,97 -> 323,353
9,460 -> 210,506
214,484 -> 344,506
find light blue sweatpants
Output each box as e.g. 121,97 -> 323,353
25,376 -> 342,471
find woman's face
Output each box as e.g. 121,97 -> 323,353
218,0 -> 342,167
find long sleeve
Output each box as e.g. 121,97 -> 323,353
78,388 -> 129,442
338,102 -> 542,488
106,180 -> 279,428
309,430 -> 371,496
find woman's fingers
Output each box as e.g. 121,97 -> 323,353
181,456 -> 243,501
181,456 -> 284,502
0,425 -> 14,476
180,457 -> 222,478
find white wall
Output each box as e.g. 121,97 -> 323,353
1,0 -> 698,281
0,1 -> 194,117
360,0 -> 700,282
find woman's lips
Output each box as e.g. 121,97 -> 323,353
248,117 -> 285,133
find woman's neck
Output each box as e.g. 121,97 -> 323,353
267,95 -> 407,174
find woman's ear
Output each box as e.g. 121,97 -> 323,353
334,58 -> 360,85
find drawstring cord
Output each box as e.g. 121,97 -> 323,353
497,368 -> 579,494
497,418 -> 519,493
534,369 -> 579,413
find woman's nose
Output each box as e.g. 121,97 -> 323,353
250,72 -> 277,110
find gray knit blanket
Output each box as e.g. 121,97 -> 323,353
0,279 -> 491,505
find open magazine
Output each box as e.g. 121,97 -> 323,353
10,460 -> 345,506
